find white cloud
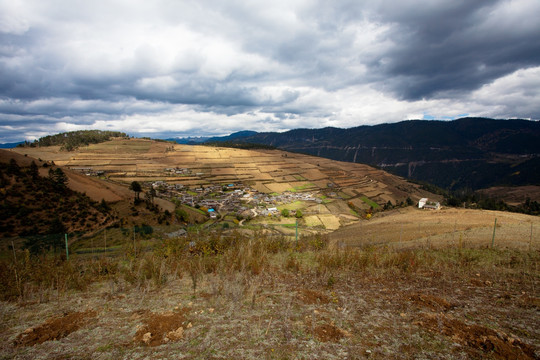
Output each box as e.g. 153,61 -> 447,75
0,0 -> 539,143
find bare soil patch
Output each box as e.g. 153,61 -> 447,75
417,312 -> 538,359
408,293 -> 455,311
297,289 -> 330,305
13,310 -> 96,347
133,308 -> 190,347
313,323 -> 352,342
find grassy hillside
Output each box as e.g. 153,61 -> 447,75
0,226 -> 538,359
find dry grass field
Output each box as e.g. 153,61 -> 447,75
330,207 -> 540,251
1,227 -> 539,359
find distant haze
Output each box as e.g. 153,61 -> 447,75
1,0 -> 539,143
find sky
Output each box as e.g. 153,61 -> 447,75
1,0 -> 540,143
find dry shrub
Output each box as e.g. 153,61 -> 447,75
121,254 -> 168,288
315,246 -> 540,279
381,250 -> 419,273
0,250 -> 101,302
264,234 -> 289,253
315,246 -> 376,271
297,233 -> 328,252
219,237 -> 268,275
284,253 -> 301,273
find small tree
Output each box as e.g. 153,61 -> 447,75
129,181 -> 142,201
281,209 -> 290,217
384,201 -> 393,210
176,208 -> 189,223
7,158 -> 20,176
49,167 -> 68,189
54,168 -> 68,187
29,161 -> 39,180
295,210 -> 303,218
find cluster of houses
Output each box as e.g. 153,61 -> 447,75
146,180 -> 321,220
70,167 -> 105,176
164,167 -> 191,176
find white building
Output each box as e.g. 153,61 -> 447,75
418,198 -> 441,210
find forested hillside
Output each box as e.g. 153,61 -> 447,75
215,118 -> 540,191
0,154 -> 113,247
18,130 -> 128,151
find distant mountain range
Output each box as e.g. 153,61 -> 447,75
166,131 -> 258,145
0,141 -> 24,149
202,118 -> 540,192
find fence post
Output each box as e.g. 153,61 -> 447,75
530,223 -> 533,251
295,219 -> 298,250
491,218 -> 497,249
65,233 -> 69,260
11,240 -> 17,263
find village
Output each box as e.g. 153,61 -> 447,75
69,163 -> 441,230
146,174 -> 322,221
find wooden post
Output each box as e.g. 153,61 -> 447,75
295,219 -> 298,250
453,220 -> 457,244
11,240 -> 17,263
530,223 -> 533,251
491,218 -> 497,249
65,233 -> 69,260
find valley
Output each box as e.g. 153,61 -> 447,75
1,138 -> 539,360
217,118 -> 540,202
12,138 -> 434,235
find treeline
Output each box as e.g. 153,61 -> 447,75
203,141 -> 276,150
412,180 -> 540,215
18,130 -> 128,151
445,192 -> 540,215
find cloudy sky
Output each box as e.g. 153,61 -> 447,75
1,0 -> 539,143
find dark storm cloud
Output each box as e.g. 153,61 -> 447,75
366,0 -> 540,100
0,0 -> 539,143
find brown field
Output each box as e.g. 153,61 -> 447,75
10,139 -> 440,233
331,207 -> 540,250
12,140 -> 431,212
317,214 -> 342,230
